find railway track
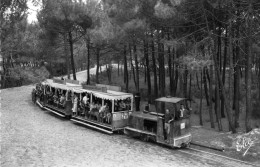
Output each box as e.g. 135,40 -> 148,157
178,147 -> 259,167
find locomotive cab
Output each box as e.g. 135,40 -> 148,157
124,97 -> 192,148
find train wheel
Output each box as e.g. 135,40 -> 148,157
181,143 -> 190,148
140,134 -> 148,142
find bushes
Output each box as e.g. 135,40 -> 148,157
4,66 -> 50,88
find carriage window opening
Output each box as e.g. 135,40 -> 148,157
114,98 -> 131,112
104,100 -> 112,113
143,120 -> 157,133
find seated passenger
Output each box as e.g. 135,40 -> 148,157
114,101 -> 119,111
82,95 -> 89,105
119,101 -> 126,110
54,93 -> 59,100
60,94 -> 66,105
99,103 -> 107,113
72,96 -> 78,116
96,103 -> 101,110
90,103 -> 95,111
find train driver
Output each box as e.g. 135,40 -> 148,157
164,109 -> 174,139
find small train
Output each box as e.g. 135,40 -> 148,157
32,78 -> 192,148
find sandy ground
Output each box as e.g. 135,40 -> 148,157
0,85 -> 232,167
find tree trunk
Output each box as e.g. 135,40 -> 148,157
124,45 -> 129,92
183,66 -> 188,98
212,38 -> 236,133
209,64 -> 215,128
129,44 -> 137,88
144,63 -> 146,83
95,47 -> 100,84
203,67 -> 209,106
151,33 -> 158,98
196,72 -> 201,90
179,71 -> 183,97
258,57 -> 260,101
87,39 -> 90,84
228,21 -> 235,130
158,30 -> 165,97
173,46 -> 178,96
133,43 -> 139,92
68,31 -> 76,80
215,77 -> 222,131
64,33 -> 70,79
189,73 -> 192,99
158,29 -> 165,111
245,3 -> 253,132
1,58 -> 6,88
168,34 -> 173,95
220,29 -> 228,118
234,47 -> 241,128
199,69 -> 203,126
144,39 -> 151,102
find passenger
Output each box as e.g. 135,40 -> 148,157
82,95 -> 89,105
104,105 -> 112,124
72,96 -> 78,116
179,104 -> 186,119
119,101 -> 126,110
96,103 -> 101,110
60,94 -> 65,105
53,94 -> 58,104
164,109 -> 174,140
99,103 -> 107,113
114,101 -> 119,111
90,102 -> 95,111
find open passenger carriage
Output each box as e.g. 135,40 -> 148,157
33,78 -> 82,118
70,85 -> 134,134
32,79 -> 134,134
124,97 -> 192,148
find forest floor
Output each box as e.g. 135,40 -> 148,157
93,68 -> 260,164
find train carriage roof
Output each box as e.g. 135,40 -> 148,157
42,79 -> 82,90
73,88 -> 133,101
155,97 -> 186,104
42,79 -> 133,100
